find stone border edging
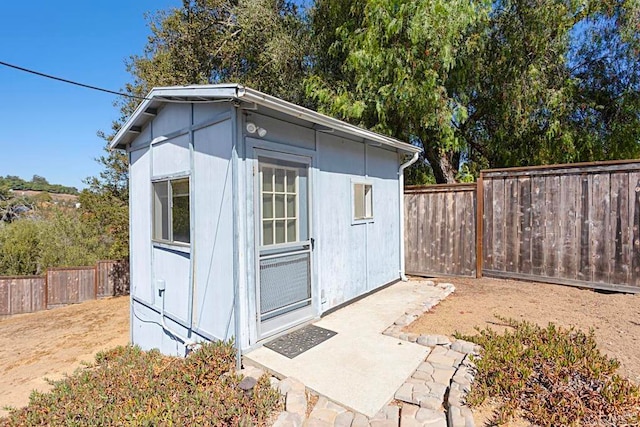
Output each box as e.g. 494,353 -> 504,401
242,280 -> 483,427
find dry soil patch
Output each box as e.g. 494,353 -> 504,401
405,276 -> 640,426
0,296 -> 129,416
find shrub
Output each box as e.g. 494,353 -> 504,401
457,317 -> 640,426
0,342 -> 282,426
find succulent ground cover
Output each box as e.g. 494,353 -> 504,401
0,342 -> 281,426
458,317 -> 640,426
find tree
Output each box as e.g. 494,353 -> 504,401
0,219 -> 41,275
307,0 -> 491,183
567,1 -> 640,161
308,0 -> 640,182
121,0 -> 311,112
85,0 -> 312,259
80,142 -> 130,261
456,0 -> 639,170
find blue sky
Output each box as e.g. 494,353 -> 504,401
0,1 -> 179,189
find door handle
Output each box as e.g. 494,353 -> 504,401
311,238 -> 315,250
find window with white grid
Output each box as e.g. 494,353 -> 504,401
260,165 -> 299,245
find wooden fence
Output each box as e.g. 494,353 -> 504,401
479,160 -> 640,293
0,276 -> 46,316
0,260 -> 129,317
405,184 -> 477,277
405,159 -> 640,293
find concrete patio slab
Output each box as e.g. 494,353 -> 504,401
244,279 -> 449,417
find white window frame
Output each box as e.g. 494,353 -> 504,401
259,163 -> 300,246
152,176 -> 191,246
352,179 -> 374,224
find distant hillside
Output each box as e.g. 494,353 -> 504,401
0,175 -> 78,195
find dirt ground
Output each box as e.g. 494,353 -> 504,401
0,296 -> 129,417
405,276 -> 640,426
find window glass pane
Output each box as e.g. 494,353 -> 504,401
172,179 -> 190,243
287,195 -> 296,218
275,220 -> 286,244
286,170 -> 296,193
172,179 -> 189,197
262,194 -> 273,219
275,194 -> 285,218
287,220 -> 297,242
153,182 -> 169,240
275,169 -> 285,192
354,183 -> 365,219
262,167 -> 273,192
263,221 -> 274,245
364,185 -> 373,218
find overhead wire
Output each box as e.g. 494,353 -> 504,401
0,60 -> 149,100
0,60 -> 236,105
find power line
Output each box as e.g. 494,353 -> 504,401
0,60 -> 149,100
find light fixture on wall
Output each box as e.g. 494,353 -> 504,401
246,121 -> 268,138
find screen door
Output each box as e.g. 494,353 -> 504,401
257,153 -> 313,339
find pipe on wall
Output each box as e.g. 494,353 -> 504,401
159,286 -> 197,348
398,152 -> 420,281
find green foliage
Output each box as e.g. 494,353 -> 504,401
122,0 -> 311,111
308,0 -> 490,183
80,145 -> 130,261
308,0 -> 640,182
0,219 -> 41,276
457,317 -> 640,426
0,175 -> 78,195
0,342 -> 282,426
0,207 -> 110,276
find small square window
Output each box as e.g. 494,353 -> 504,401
353,182 -> 373,221
153,178 -> 190,244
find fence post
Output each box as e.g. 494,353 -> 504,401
94,263 -> 99,300
476,172 -> 484,278
44,269 -> 49,309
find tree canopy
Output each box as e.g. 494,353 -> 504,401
102,0 -> 639,186
0,175 -> 78,195
307,0 -> 640,182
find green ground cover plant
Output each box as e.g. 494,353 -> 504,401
0,342 -> 281,426
457,317 -> 640,426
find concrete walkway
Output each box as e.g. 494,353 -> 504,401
245,280 -> 450,418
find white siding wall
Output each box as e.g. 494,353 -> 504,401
192,118 -> 235,341
129,102 -> 234,356
130,147 -> 152,304
129,103 -> 402,355
316,133 -> 401,311
364,146 -> 401,287
151,133 -> 190,177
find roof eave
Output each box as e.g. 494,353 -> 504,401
109,84 -> 421,155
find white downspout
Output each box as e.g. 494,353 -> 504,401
398,152 -> 420,281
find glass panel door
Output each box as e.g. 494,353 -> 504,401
257,154 -> 313,338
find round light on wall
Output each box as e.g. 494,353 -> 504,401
246,122 -> 257,134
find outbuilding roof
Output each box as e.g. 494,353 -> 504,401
109,84 -> 421,154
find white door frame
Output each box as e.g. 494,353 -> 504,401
250,144 -> 316,342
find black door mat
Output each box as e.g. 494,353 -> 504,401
264,325 -> 337,359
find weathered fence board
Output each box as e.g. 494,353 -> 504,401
0,260 -> 129,318
405,184 -> 477,277
481,160 -> 640,293
46,267 -> 97,307
96,260 -> 130,298
0,276 -> 46,317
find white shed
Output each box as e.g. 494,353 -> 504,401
110,84 -> 421,357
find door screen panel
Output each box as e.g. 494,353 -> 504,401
257,154 -> 312,331
259,252 -> 311,321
